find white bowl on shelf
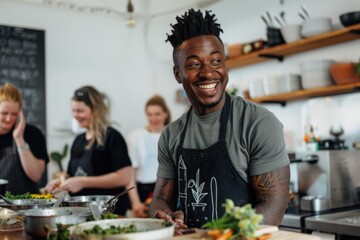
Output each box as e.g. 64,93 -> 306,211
277,74 -> 302,92
301,17 -> 332,38
300,60 -> 335,89
281,24 -> 302,43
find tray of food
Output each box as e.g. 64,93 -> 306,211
69,218 -> 175,240
0,192 -> 57,210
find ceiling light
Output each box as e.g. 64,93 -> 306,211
125,0 -> 136,28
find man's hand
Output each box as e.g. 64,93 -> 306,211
153,209 -> 188,235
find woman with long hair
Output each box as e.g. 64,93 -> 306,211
47,86 -> 133,215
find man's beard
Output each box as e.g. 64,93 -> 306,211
199,93 -> 224,109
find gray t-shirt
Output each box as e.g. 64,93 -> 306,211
157,95 -> 289,183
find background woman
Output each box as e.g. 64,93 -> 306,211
47,86 -> 133,215
0,83 -> 49,194
126,95 -> 171,217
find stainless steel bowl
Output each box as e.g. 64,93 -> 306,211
0,198 -> 57,211
22,207 -> 91,238
63,195 -> 113,208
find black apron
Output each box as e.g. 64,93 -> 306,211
0,139 -> 39,194
176,94 -> 254,228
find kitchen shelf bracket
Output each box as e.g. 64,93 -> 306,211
258,54 -> 284,62
261,101 -> 287,107
349,29 -> 360,35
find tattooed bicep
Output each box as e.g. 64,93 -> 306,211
250,166 -> 290,193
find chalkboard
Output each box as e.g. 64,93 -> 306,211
0,25 -> 46,135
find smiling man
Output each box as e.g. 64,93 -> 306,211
149,9 -> 290,232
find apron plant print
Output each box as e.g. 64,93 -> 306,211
187,169 -> 208,211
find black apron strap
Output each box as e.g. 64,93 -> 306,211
219,93 -> 231,142
179,106 -> 193,147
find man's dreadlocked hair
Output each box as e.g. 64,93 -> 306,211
166,8 -> 223,49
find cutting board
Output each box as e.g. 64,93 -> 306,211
172,229 -> 321,240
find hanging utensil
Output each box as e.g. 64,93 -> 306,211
103,186 -> 135,213
280,11 -> 287,25
266,11 -> 274,27
0,194 -> 16,206
90,202 -> 101,221
52,192 -> 67,208
261,15 -> 269,27
274,16 -> 283,27
301,5 -> 310,18
299,12 -> 306,21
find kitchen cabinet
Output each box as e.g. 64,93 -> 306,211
226,23 -> 360,104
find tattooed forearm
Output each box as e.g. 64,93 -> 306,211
250,165 -> 290,226
149,177 -> 177,217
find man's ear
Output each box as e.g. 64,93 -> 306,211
173,66 -> 182,84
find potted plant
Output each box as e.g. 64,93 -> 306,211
329,59 -> 360,85
51,144 -> 69,179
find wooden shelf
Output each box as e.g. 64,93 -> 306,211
226,23 -> 360,69
249,82 -> 360,104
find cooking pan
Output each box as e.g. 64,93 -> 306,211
22,207 -> 91,238
63,195 -> 113,208
0,198 -> 57,211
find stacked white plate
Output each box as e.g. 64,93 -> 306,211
300,60 -> 335,89
263,74 -> 302,96
248,78 -> 265,98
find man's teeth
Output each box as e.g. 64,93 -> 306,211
199,83 -> 217,89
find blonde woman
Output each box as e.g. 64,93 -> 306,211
0,83 -> 49,194
47,86 -> 133,215
126,95 -> 171,217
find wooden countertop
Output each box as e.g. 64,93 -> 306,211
0,229 -> 321,240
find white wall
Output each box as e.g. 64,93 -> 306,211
1,0 -> 360,179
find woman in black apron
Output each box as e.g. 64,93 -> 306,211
46,86 -> 133,215
0,83 -> 49,195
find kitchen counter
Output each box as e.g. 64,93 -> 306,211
0,229 -> 321,240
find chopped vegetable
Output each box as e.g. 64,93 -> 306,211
202,199 -> 263,240
4,191 -> 53,200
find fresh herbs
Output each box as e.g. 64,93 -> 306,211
5,191 -> 33,199
4,191 -> 53,200
202,199 -> 263,240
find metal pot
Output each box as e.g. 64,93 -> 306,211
63,195 -> 113,208
22,207 -> 91,238
0,179 -> 8,195
0,198 -> 57,211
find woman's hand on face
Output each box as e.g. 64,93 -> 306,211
13,111 -> 26,142
62,177 -> 84,193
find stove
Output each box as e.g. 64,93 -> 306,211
281,205 -> 360,238
306,209 -> 360,238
